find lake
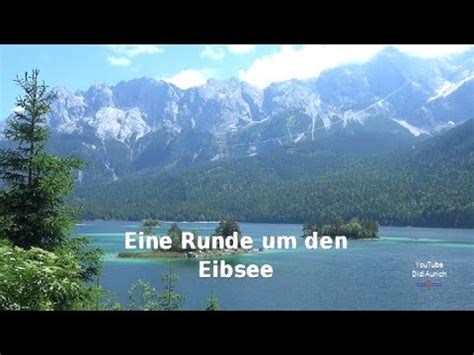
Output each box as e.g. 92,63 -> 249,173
73,221 -> 474,310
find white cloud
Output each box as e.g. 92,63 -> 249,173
105,45 -> 163,66
393,45 -> 472,58
107,45 -> 163,58
162,68 -> 214,89
239,45 -> 474,88
200,46 -> 226,60
107,56 -> 131,66
239,45 -> 383,88
227,45 -> 256,54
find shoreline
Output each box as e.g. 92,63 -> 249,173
118,248 -> 254,260
75,220 -> 474,230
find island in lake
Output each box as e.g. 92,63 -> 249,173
302,217 -> 379,240
118,217 -> 379,259
118,219 -> 251,259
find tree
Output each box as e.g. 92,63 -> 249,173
168,223 -> 182,251
302,218 -> 379,240
128,279 -> 160,310
0,70 -> 103,310
0,69 -> 84,250
332,216 -> 344,232
158,261 -> 185,310
142,218 -> 160,235
214,219 -> 241,248
0,239 -> 100,310
205,289 -> 219,311
214,219 -> 241,239
56,236 -> 103,282
97,291 -> 123,310
56,236 -> 104,309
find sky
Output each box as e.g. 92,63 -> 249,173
0,44 -> 472,118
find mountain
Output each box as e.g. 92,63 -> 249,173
74,119 -> 474,227
1,47 -> 473,185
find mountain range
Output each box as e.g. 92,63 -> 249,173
3,46 -> 473,184
0,47 -> 473,227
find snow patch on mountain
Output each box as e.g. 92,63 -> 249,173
294,132 -> 305,143
104,161 -> 118,181
433,120 -> 457,133
392,119 -> 429,136
427,73 -> 474,102
81,142 -> 97,150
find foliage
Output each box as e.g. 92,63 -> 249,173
128,279 -> 160,310
303,217 -> 379,239
0,69 -> 84,250
168,223 -> 183,251
97,291 -> 123,310
205,289 -> 219,311
214,219 -> 241,238
0,70 -> 103,310
56,236 -> 104,282
0,239 -> 99,310
158,261 -> 185,310
127,263 -> 186,311
142,218 -> 160,235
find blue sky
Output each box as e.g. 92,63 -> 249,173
1,44 -> 472,118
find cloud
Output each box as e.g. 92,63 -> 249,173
227,45 -> 256,54
200,46 -> 226,60
107,45 -> 163,57
239,45 -> 383,88
107,56 -> 132,66
162,68 -> 214,89
239,45 -> 474,88
393,45 -> 472,58
106,45 -> 163,66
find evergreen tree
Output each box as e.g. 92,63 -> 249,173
142,218 -> 160,235
214,219 -> 241,248
168,223 -> 182,251
205,288 -> 219,311
0,69 -> 83,250
214,219 -> 241,239
158,261 -> 185,310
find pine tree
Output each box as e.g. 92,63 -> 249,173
142,218 -> 160,235
0,69 -> 84,250
168,222 -> 182,251
214,219 -> 241,238
214,219 -> 241,247
205,288 -> 219,311
158,261 -> 186,310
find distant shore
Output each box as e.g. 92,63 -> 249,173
76,220 -> 474,230
118,248 -> 253,259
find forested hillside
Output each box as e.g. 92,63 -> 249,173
73,119 -> 474,228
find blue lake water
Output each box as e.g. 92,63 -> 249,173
73,221 -> 474,310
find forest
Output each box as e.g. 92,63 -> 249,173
74,119 -> 474,228
303,217 -> 379,239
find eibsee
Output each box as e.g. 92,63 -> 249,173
199,260 -> 273,278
